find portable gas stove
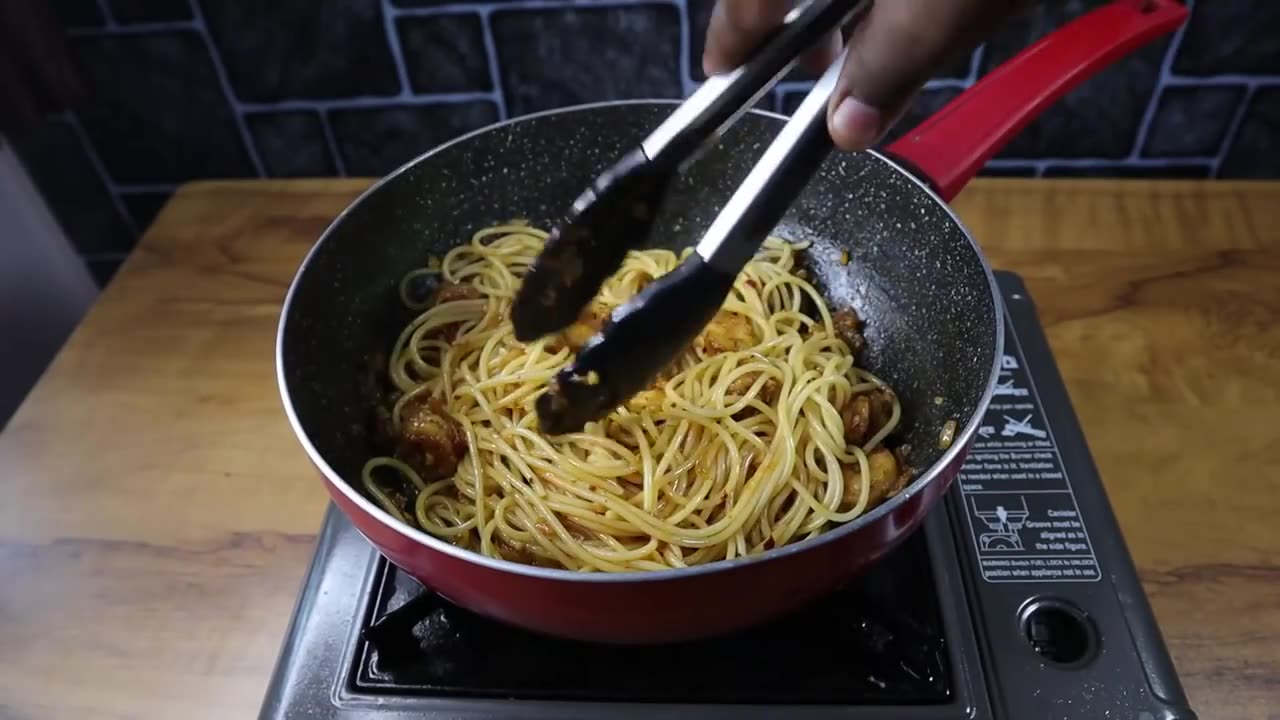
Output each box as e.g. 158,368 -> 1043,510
259,273 -> 1198,720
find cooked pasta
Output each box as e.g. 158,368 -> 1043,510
361,222 -> 910,572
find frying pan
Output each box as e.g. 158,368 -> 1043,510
278,1 -> 1186,644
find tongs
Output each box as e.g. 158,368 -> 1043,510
513,0 -> 872,435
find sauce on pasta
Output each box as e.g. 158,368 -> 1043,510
361,222 -> 912,572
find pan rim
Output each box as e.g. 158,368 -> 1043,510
276,98 -> 1005,584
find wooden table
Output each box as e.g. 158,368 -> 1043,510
1,179 -> 1277,719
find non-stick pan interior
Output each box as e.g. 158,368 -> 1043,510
281,102 -> 998,513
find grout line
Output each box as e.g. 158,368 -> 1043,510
389,0 -> 689,112
923,78 -> 970,91
1028,161 -> 1051,176
774,76 -> 987,97
984,159 -> 1042,168
1210,86 -> 1256,178
977,159 -> 1044,176
318,111 -> 348,177
63,113 -> 139,237
967,43 -> 985,85
188,0 -> 266,177
1126,0 -> 1190,161
381,0 -> 415,98
47,0 -> 1280,188
1164,74 -> 1280,88
775,80 -> 815,94
675,0 -> 696,98
478,9 -> 511,119
1126,89 -> 1166,161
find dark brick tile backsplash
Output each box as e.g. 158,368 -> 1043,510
329,101 -> 499,176
686,0 -> 850,83
246,111 -> 338,177
1173,0 -> 1280,76
398,14 -> 493,94
1220,87 -> 1280,179
1143,85 -> 1248,158
1001,37 -> 1170,159
14,118 -> 134,255
1041,163 -> 1212,179
934,49 -> 978,82
200,0 -> 401,102
69,31 -> 256,183
491,5 -> 684,116
982,0 -> 1169,159
13,0 -> 1280,287
686,0 -> 714,81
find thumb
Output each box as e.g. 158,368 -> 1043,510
827,0 -> 1022,151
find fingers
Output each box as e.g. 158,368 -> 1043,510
703,0 -> 791,76
704,0 -> 841,76
702,0 -> 1021,152
828,0 -> 1022,151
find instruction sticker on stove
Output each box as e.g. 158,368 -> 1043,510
957,319 -> 1101,583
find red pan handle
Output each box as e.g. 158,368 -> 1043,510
885,0 -> 1188,202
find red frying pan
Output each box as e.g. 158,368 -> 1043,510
278,0 -> 1186,643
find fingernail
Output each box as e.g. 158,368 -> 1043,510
831,96 -> 883,151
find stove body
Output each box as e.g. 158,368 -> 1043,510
260,273 -> 1197,720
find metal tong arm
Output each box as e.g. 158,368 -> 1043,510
510,0 -> 867,344
641,0 -> 870,168
536,53 -> 849,435
694,48 -> 845,274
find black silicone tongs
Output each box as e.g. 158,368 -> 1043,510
515,0 -> 871,434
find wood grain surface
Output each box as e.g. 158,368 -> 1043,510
1,179 -> 1277,719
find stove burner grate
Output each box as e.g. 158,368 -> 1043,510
350,531 -> 951,705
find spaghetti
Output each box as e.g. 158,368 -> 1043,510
361,222 -> 910,572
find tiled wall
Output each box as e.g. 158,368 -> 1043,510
14,0 -> 1280,286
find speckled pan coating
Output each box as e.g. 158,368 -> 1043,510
277,102 -> 1001,641
283,102 -> 997,487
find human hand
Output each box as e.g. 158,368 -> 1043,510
703,0 -> 1022,151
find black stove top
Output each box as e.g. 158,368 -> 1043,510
357,529 -> 949,705
259,273 -> 1198,720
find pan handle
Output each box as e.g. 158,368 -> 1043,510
884,0 -> 1188,202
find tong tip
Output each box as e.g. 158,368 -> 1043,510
511,147 -> 675,343
534,254 -> 736,435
